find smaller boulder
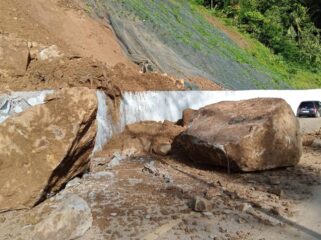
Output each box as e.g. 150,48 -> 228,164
151,138 -> 172,156
191,196 -> 211,212
39,45 -> 63,61
33,194 -> 92,240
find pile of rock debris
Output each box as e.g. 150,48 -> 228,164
0,91 -> 311,239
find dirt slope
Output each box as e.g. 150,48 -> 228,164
0,0 -> 133,68
204,15 -> 250,49
0,0 -> 222,91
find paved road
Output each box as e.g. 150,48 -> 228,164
298,118 -> 321,133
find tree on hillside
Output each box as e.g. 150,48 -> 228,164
304,0 -> 321,28
196,0 -> 321,70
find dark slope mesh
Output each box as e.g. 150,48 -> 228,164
87,0 -> 289,90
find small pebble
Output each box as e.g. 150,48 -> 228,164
202,211 -> 213,217
0,216 -> 6,223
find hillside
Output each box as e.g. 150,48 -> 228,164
196,0 -> 321,88
87,0 -> 321,89
1,0 -> 320,90
1,0 -> 220,92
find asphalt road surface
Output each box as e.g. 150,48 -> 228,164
298,117 -> 321,133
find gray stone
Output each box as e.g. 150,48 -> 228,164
39,45 -> 63,61
33,194 -> 92,240
312,139 -> 321,148
191,196 -> 210,212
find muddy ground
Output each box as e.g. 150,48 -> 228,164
0,120 -> 320,240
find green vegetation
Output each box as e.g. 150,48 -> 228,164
194,0 -> 321,72
91,0 -> 321,88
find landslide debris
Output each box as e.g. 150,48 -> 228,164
0,55 -> 186,92
92,121 -> 185,171
0,43 -> 221,92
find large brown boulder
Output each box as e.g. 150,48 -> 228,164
178,98 -> 302,172
0,88 -> 97,211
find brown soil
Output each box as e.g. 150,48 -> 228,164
87,122 -> 321,239
0,56 -> 196,92
0,0 -> 133,68
187,76 -> 224,90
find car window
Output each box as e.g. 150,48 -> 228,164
299,102 -> 314,108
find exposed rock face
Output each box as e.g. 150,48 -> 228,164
33,194 -> 93,240
178,98 -> 302,172
0,88 -> 97,211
